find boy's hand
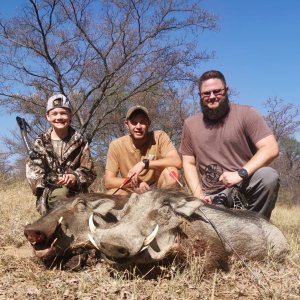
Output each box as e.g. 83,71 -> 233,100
57,173 -> 77,187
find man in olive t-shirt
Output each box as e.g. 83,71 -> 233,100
179,70 -> 279,219
105,105 -> 182,195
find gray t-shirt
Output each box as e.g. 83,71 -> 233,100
179,103 -> 273,193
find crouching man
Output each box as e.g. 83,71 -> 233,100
179,70 -> 279,220
105,105 -> 182,195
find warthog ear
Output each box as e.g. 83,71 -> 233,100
170,198 -> 203,216
94,199 -> 116,216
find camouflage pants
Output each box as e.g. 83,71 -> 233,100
36,186 -> 73,215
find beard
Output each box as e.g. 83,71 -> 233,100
200,96 -> 230,121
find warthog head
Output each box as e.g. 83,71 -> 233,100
89,189 -> 289,269
24,193 -> 128,269
88,189 -> 215,265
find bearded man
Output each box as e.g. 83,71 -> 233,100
179,70 -> 279,219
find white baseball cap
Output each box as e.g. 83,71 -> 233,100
46,94 -> 72,113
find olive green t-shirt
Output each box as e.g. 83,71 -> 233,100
106,130 -> 176,184
51,139 -> 67,164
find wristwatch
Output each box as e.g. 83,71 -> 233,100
143,158 -> 150,169
238,168 -> 249,179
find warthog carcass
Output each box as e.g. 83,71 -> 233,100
89,189 -> 289,270
24,193 -> 128,269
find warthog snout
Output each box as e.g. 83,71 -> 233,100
99,242 -> 129,258
24,229 -> 47,245
89,212 -> 160,261
24,193 -> 130,269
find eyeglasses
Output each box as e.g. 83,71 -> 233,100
200,88 -> 226,98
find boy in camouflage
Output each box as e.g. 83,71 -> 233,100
26,94 -> 96,215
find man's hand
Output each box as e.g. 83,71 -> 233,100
57,173 -> 77,187
219,171 -> 242,187
133,181 -> 151,194
202,195 -> 213,204
193,191 -> 212,204
128,161 -> 146,186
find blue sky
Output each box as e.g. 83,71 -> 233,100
199,0 -> 300,116
0,0 -> 299,140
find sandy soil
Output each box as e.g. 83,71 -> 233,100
0,244 -> 33,258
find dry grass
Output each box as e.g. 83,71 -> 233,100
0,183 -> 299,300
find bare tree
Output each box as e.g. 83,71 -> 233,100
264,97 -> 300,202
0,0 -> 217,146
264,97 -> 300,142
271,136 -> 300,203
0,150 -> 14,183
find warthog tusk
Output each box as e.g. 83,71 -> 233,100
100,252 -> 117,265
88,233 -> 100,250
33,238 -> 58,258
140,245 -> 149,252
58,216 -> 63,224
89,214 -> 97,234
143,224 -> 159,247
51,238 -> 58,248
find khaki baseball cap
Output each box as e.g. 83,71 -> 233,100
46,94 -> 72,113
126,105 -> 149,120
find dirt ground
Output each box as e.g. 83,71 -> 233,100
0,184 -> 299,299
1,243 -> 33,258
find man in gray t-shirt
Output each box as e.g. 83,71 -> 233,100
179,70 -> 279,220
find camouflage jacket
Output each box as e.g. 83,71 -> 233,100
26,127 -> 97,195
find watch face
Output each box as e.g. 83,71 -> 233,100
143,159 -> 149,169
238,168 -> 248,179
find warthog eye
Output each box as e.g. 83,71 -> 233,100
159,206 -> 170,214
162,200 -> 171,207
148,209 -> 158,220
102,212 -> 118,223
157,206 -> 172,222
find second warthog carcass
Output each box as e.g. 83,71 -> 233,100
89,189 -> 289,270
24,193 -> 128,269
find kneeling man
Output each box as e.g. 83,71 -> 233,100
105,105 -> 182,195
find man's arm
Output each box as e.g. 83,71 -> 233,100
220,135 -> 279,187
130,149 -> 182,176
148,149 -> 182,171
104,169 -> 129,190
182,155 -> 205,199
127,149 -> 182,187
244,134 -> 279,173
